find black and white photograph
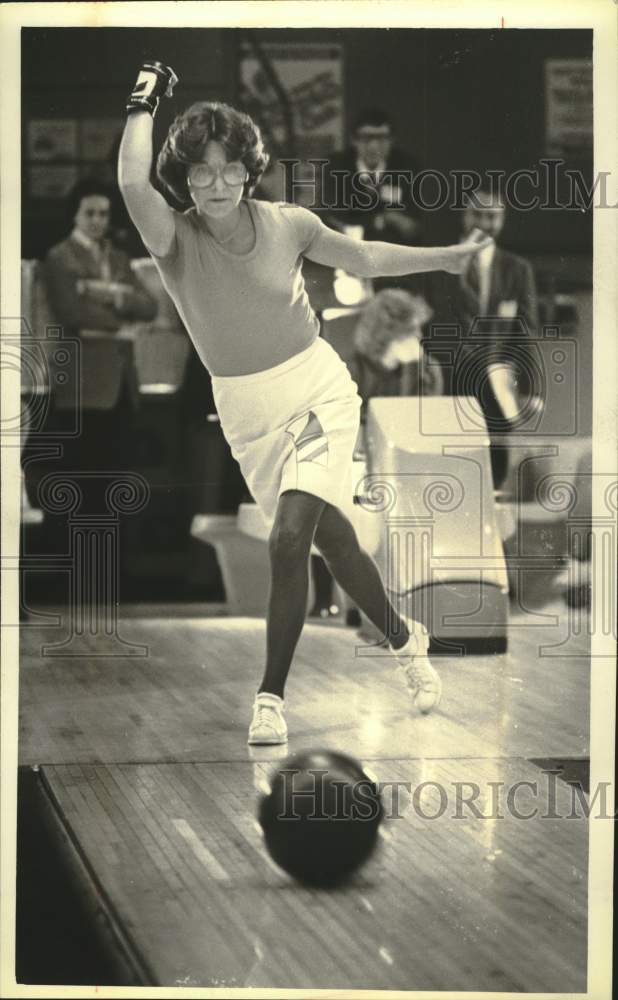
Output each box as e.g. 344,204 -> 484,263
1,1 -> 616,997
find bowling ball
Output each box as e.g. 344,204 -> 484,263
258,749 -> 383,887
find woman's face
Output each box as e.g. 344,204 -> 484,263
74,195 -> 110,241
187,140 -> 247,218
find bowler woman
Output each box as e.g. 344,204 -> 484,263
118,62 -> 491,744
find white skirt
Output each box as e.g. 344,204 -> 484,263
211,337 -> 362,521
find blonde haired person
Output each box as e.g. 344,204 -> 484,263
349,288 -> 443,416
118,62 -> 492,744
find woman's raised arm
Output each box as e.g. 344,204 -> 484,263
118,63 -> 177,258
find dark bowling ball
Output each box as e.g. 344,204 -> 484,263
258,749 -> 383,887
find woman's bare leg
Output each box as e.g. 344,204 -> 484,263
259,489 -> 326,697
314,502 -> 409,649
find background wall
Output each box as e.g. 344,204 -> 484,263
22,28 -> 238,256
22,27 -> 593,267
19,25 -> 595,601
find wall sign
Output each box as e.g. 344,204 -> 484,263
239,42 -> 344,159
545,58 -> 592,157
27,119 -> 78,161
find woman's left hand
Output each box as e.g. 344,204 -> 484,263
443,228 -> 493,274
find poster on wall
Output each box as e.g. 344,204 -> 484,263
239,41 -> 344,203
27,119 -> 78,161
545,58 -> 592,156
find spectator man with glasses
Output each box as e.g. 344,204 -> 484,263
319,108 -> 424,248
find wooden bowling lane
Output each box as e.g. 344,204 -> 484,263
20,604 -> 589,766
40,754 -> 587,990
19,604 -> 590,989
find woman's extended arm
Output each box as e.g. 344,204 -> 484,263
304,224 -> 492,277
118,63 -> 178,257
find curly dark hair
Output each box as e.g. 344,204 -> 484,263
66,177 -> 113,222
156,101 -> 270,209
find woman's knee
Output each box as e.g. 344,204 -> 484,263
269,492 -> 323,568
269,525 -> 311,568
314,508 -> 358,565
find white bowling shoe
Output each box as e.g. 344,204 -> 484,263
248,692 -> 288,745
390,618 -> 442,713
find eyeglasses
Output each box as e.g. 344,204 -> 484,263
188,162 -> 248,188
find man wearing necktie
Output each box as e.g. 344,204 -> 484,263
319,108 -> 424,248
426,187 -> 539,488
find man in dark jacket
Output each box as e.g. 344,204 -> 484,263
425,186 -> 539,488
318,108 -> 424,247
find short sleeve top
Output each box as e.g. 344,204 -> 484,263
148,199 -> 325,376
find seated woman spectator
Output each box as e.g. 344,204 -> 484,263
43,178 -> 157,482
348,288 -> 443,430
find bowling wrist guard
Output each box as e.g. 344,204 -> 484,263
126,61 -> 178,116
